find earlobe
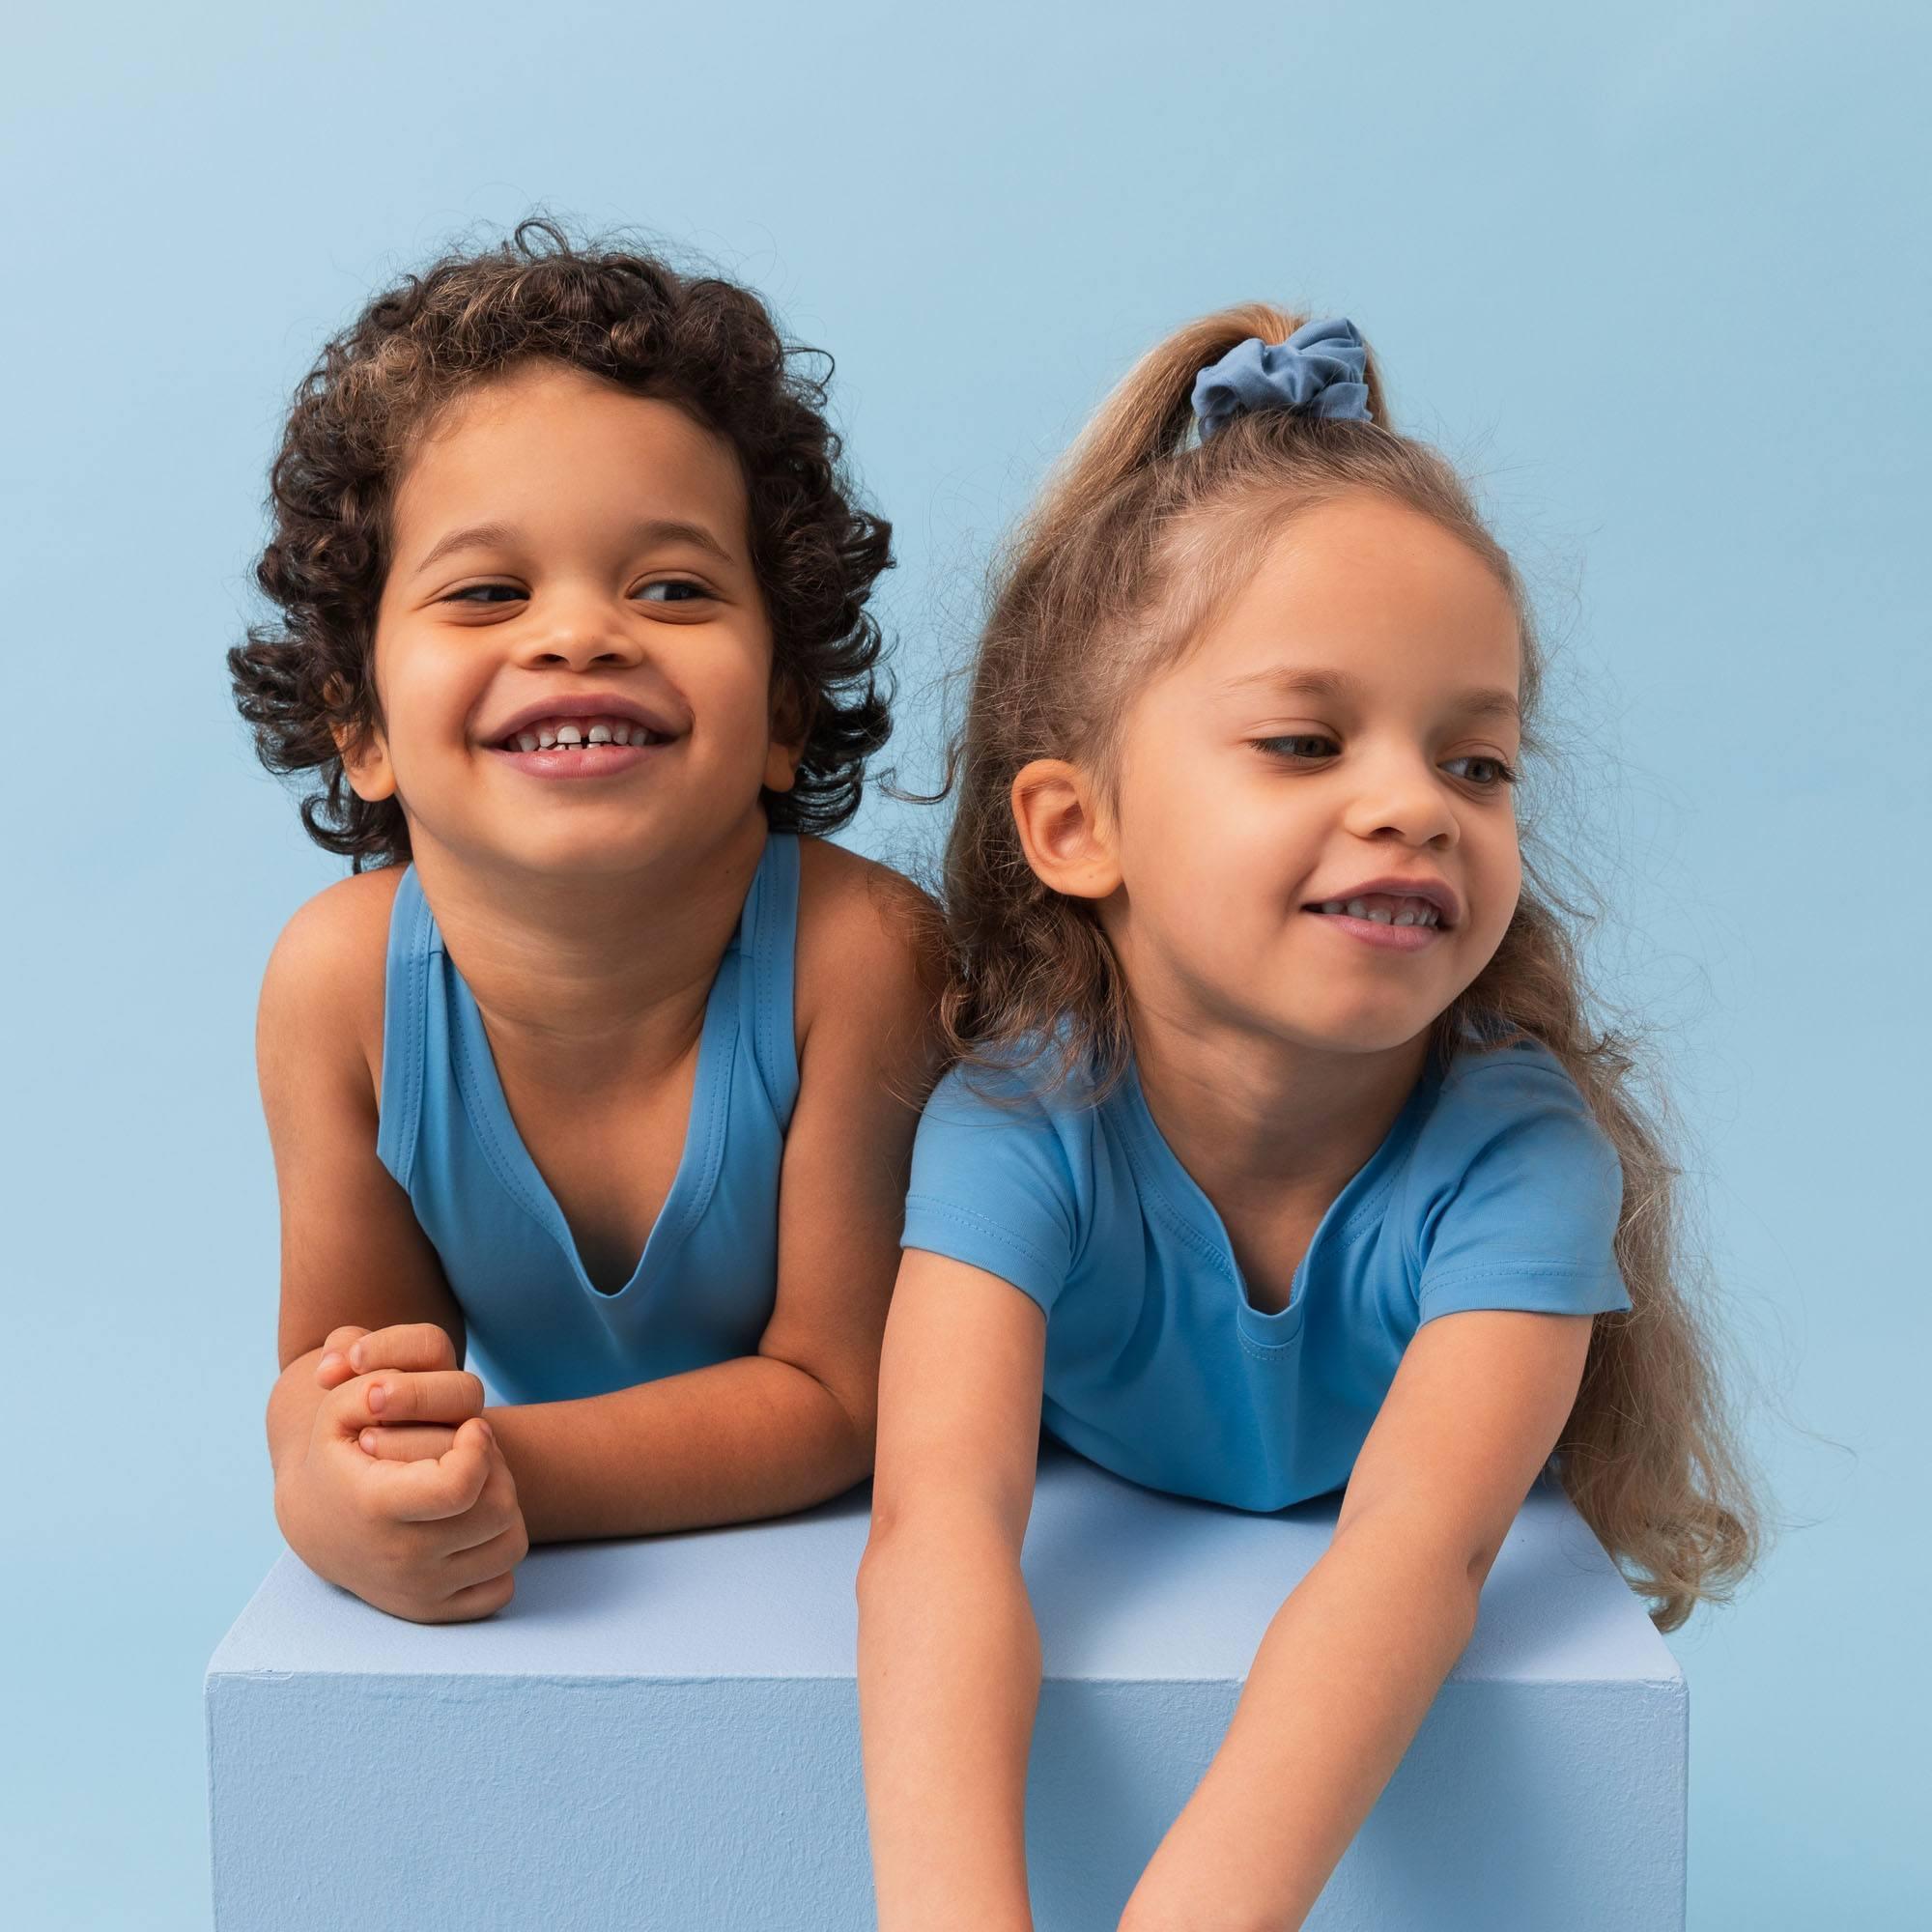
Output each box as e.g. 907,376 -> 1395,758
1009,759 -> 1121,901
761,738 -> 800,795
330,720 -> 398,804
763,688 -> 811,795
324,673 -> 397,804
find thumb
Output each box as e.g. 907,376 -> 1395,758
315,1326 -> 372,1388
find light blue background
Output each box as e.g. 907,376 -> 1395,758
4,4 -> 1923,1926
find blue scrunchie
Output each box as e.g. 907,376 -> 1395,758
1190,316 -> 1373,438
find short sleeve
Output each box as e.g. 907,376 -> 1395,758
1413,1047 -> 1632,1324
901,1062 -> 1083,1313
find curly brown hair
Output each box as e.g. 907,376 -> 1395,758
936,301 -> 1769,1632
230,216 -> 894,867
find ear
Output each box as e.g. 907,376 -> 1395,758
762,682 -> 814,795
1009,758 -> 1121,901
325,678 -> 398,804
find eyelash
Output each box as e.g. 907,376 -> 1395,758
1253,735 -> 1519,788
440,579 -> 713,606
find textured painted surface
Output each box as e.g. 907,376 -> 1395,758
208,1448 -> 1684,1929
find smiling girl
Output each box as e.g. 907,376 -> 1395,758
856,310 -> 1763,1928
231,220 -> 937,1624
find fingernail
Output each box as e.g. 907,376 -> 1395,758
349,1343 -> 366,1372
367,1382 -> 387,1414
318,1353 -> 343,1378
477,1420 -> 495,1440
358,1429 -> 378,1453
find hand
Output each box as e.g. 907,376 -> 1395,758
278,1328 -> 527,1622
316,1322 -> 472,1464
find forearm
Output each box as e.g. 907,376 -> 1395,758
1124,1520 -> 1482,1932
484,1352 -> 872,1543
857,1515 -> 1040,1931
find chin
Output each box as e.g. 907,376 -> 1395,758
1277,1004 -> 1440,1057
459,817 -> 676,881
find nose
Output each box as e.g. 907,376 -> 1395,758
510,592 -> 646,673
1340,750 -> 1460,849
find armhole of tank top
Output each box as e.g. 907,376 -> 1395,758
750,831 -> 803,1127
375,866 -> 431,1192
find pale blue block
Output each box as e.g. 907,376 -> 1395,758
207,1447 -> 1684,1930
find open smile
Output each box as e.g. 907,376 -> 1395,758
1301,888 -> 1457,954
482,694 -> 687,781
488,714 -> 675,781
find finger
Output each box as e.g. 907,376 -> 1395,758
435,1463 -> 522,1556
357,1424 -> 460,1463
315,1325 -> 372,1385
358,1368 -> 485,1428
375,1418 -> 496,1522
440,1520 -> 529,1592
348,1322 -> 459,1377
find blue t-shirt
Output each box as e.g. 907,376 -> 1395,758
900,1034 -> 1630,1512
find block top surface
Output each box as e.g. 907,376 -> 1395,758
210,1447 -> 1677,1689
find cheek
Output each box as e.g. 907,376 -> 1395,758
1472,825 -> 1523,939
392,633 -> 495,724
688,633 -> 779,732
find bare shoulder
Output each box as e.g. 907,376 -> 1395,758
792,835 -> 945,1067
258,866 -> 404,1096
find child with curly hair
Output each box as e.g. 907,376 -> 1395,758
233,218 -> 937,1624
856,309 -> 1765,1927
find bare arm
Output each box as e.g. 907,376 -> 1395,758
258,873 -> 468,1465
1118,1308 -> 1597,1932
258,875 -> 521,1622
857,1250 -> 1050,1932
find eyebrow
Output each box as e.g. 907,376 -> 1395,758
1219,665 -> 1520,722
409,516 -> 737,578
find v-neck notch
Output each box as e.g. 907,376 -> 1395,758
1116,1054 -> 1440,1350
447,952 -> 740,1302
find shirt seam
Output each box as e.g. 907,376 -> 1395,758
379,869 -> 430,1194
902,1194 -> 1063,1278
1422,1259 -> 1604,1289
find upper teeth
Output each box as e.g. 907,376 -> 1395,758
508,716 -> 660,753
1316,895 -> 1443,927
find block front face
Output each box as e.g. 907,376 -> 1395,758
209,1454 -> 1685,1931
207,1676 -> 870,1932
1023,1680 -> 1687,1932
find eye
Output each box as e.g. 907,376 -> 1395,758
1441,753 -> 1519,788
442,582 -> 526,606
1254,733 -> 1340,762
635,580 -> 711,605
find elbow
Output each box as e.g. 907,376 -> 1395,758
1332,1510 -> 1491,1630
856,1490 -> 1027,1614
855,1509 -> 918,1625
826,1381 -> 878,1492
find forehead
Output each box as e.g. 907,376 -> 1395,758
390,361 -> 749,547
1184,491 -> 1522,702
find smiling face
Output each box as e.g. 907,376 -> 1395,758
1016,489 -> 1525,1060
342,360 -> 797,880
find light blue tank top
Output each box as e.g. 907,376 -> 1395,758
376,833 -> 801,1406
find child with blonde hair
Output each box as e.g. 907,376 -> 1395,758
857,310 -> 1761,1927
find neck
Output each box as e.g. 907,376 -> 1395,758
405,812 -> 771,1084
1124,988 -> 1432,1216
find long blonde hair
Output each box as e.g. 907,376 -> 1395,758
935,302 -> 1765,1631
